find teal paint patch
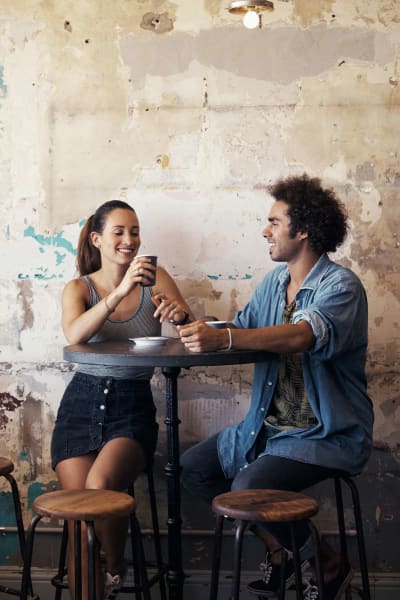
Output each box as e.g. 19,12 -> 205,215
0,65 -> 7,97
27,481 -> 47,510
23,226 -> 76,255
55,250 -> 66,265
0,533 -> 20,565
0,492 -> 18,527
207,275 -> 220,280
0,490 -> 19,563
228,273 -> 253,281
18,272 -> 63,280
19,227 -> 74,279
19,450 -> 29,462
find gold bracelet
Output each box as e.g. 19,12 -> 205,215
104,296 -> 113,314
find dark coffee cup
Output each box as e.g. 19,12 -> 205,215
137,254 -> 157,286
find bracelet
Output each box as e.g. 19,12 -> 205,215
104,296 -> 113,314
170,311 -> 190,326
225,327 -> 233,351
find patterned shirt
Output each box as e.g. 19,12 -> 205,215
266,300 -> 317,429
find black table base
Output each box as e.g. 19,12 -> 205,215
163,366 -> 184,600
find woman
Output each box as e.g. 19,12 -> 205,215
51,200 -> 193,600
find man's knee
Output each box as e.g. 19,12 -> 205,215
181,445 -> 200,488
231,467 -> 256,492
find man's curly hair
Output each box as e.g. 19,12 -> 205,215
269,174 -> 349,255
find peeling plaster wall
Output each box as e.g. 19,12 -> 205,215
0,0 -> 399,575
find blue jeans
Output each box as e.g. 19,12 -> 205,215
181,430 -> 342,553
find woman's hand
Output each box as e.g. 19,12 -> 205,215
152,292 -> 189,324
118,256 -> 157,296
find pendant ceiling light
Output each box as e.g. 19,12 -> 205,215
228,0 -> 274,29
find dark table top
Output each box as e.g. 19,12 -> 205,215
63,338 -> 270,369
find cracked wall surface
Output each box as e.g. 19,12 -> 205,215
0,0 -> 399,574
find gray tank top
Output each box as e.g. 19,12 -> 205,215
76,275 -> 161,379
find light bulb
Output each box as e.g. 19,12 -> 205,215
243,10 -> 259,29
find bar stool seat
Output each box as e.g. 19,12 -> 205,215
0,457 -> 37,599
210,489 -> 323,600
213,488 -> 319,522
21,489 -> 139,600
32,488 -> 134,520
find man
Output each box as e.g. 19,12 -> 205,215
178,174 -> 373,600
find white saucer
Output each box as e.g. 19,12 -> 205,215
129,336 -> 169,348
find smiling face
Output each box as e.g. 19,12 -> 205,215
262,200 -> 307,263
90,208 -> 141,266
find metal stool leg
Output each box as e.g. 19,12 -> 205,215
334,479 -> 350,569
231,520 -> 248,600
4,472 -> 26,559
341,477 -> 371,600
52,521 -> 69,599
129,505 -> 143,600
20,514 -> 42,600
309,519 -> 325,600
74,521 -> 82,600
290,524 -> 305,600
0,471 -> 35,598
209,515 -> 224,600
127,474 -> 166,599
147,468 -> 167,599
278,549 -> 288,600
130,513 -> 151,600
86,521 -> 97,600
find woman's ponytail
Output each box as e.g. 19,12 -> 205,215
76,215 -> 101,275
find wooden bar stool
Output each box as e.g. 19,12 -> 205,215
209,489 -> 324,600
51,468 -> 167,600
20,489 -> 145,600
0,457 -> 37,599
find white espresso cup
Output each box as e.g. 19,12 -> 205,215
205,320 -> 229,329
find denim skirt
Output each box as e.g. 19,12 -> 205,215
51,372 -> 159,470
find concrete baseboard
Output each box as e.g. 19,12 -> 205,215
1,567 -> 400,600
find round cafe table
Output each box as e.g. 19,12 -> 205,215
64,337 -> 270,600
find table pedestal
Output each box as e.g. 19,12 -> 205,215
162,366 -> 183,600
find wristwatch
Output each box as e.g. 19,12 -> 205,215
169,311 -> 190,326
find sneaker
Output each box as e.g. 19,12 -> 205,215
247,552 -> 309,597
104,572 -> 123,600
303,564 -> 353,600
303,581 -> 319,600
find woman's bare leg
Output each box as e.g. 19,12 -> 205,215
85,437 -> 146,576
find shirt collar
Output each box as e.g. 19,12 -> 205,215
277,253 -> 332,291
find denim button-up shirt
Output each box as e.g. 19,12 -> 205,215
217,254 -> 374,478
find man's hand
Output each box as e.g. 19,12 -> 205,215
178,320 -> 230,353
